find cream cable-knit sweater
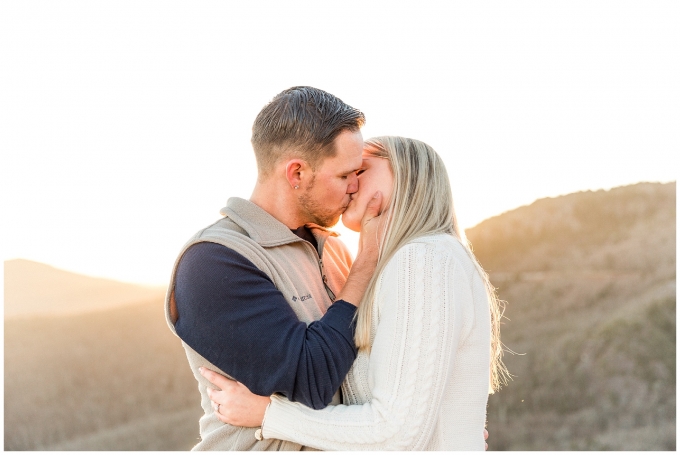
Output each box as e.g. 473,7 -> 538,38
261,234 -> 491,451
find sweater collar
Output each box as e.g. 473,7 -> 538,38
219,197 -> 338,248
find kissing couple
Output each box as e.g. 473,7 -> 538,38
165,86 -> 507,451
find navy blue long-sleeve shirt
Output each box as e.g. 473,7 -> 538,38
174,241 -> 358,410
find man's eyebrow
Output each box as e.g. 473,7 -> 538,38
338,166 -> 361,175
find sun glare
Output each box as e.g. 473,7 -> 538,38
1,1 -> 677,285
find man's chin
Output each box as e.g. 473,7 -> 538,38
329,216 -> 344,228
315,214 -> 342,229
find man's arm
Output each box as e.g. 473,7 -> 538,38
177,193 -> 384,410
174,242 -> 357,410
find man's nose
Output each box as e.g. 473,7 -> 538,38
347,174 -> 359,194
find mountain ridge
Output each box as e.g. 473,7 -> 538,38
3,181 -> 675,450
467,181 -> 675,450
4,258 -> 167,318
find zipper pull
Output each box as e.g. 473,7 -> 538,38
319,257 -> 336,300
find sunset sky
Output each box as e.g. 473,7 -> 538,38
2,1 -> 678,285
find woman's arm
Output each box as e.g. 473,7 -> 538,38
207,240 -> 475,450
261,242 -> 466,450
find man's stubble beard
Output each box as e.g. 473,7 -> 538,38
297,175 -> 342,228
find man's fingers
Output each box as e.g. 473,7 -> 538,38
484,429 -> 489,440
199,367 -> 237,390
198,367 -> 221,387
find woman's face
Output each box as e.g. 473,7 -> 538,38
341,150 -> 394,232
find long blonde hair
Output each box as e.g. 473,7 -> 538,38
354,136 -> 509,392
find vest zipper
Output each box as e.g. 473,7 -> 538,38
319,257 -> 337,301
302,239 -> 337,302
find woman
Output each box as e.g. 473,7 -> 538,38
201,136 -> 507,450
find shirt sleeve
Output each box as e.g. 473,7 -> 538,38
260,241 -> 476,450
173,241 -> 358,410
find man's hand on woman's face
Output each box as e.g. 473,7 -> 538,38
199,367 -> 270,428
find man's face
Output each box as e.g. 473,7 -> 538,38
298,130 -> 364,227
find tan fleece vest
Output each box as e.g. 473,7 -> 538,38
165,197 -> 353,451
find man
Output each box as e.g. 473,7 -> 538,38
165,86 -> 381,450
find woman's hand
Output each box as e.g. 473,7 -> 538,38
336,191 -> 384,306
356,191 -> 385,259
199,367 -> 271,428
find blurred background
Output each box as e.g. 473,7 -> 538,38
2,1 -> 677,450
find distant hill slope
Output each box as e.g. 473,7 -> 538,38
4,261 -> 195,450
4,298 -> 201,450
4,182 -> 674,451
4,259 -> 166,318
467,182 -> 675,450
467,182 -> 675,274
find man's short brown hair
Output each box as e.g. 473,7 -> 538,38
251,86 -> 366,177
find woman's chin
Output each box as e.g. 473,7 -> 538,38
341,216 -> 361,232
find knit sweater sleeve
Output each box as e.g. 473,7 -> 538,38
261,240 -> 473,450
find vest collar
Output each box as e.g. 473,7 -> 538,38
219,197 -> 339,248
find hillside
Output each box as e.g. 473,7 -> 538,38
4,182 -> 675,450
4,259 -> 166,318
4,298 -> 202,450
467,182 -> 676,450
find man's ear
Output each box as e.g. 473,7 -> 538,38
285,159 -> 310,189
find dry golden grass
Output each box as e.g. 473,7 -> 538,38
4,298 -> 201,450
468,182 -> 676,450
4,181 -> 675,450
